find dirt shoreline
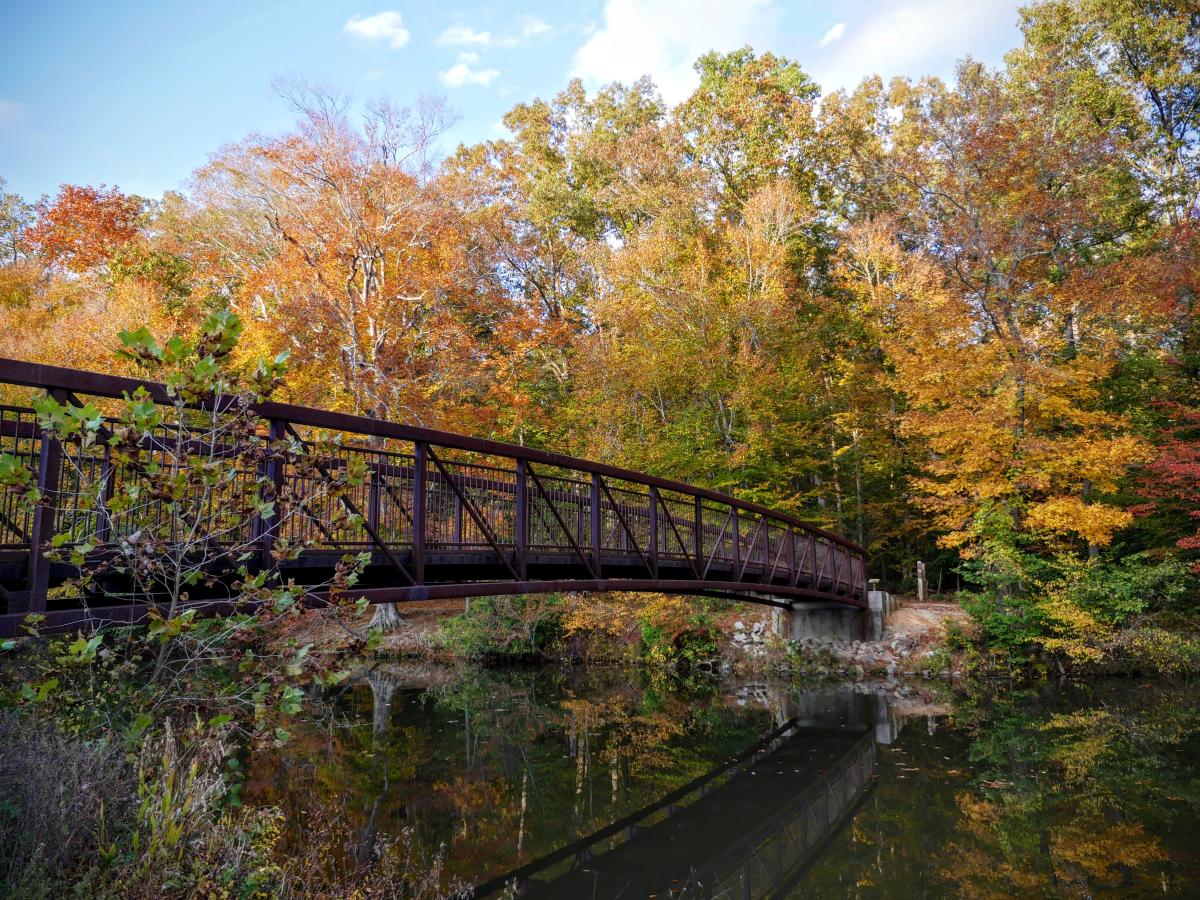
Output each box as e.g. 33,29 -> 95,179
267,595 -> 973,684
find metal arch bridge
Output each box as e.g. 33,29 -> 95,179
0,358 -> 867,637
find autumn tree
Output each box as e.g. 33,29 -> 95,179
1018,0 -> 1200,224
831,54 -> 1164,593
25,183 -> 143,273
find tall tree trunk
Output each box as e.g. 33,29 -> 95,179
1082,479 -> 1099,559
853,428 -> 865,546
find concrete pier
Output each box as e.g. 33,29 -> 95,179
771,589 -> 900,644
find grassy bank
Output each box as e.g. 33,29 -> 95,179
0,613 -> 469,899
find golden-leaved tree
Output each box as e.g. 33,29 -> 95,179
835,56 -> 1159,588
188,84 -> 545,436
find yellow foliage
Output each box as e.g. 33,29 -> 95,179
1024,497 -> 1134,546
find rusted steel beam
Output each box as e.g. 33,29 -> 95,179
589,473 -> 602,574
0,358 -> 870,620
595,476 -> 652,577
648,486 -> 659,578
0,357 -> 864,555
281,422 -> 415,585
411,441 -> 427,583
25,389 -> 67,613
514,459 -> 528,579
253,418 -> 286,571
527,465 -> 597,577
657,494 -> 700,578
426,445 -> 518,581
0,574 -> 871,637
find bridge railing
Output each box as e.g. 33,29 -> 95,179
0,357 -> 868,625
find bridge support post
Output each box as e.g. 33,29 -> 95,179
867,588 -> 889,641
24,389 -> 67,615
590,473 -> 602,576
412,441 -> 426,584
255,418 -> 286,572
515,459 -> 528,579
776,602 -> 866,644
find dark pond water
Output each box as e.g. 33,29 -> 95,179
246,665 -> 1200,897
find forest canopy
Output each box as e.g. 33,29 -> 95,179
1,0 -> 1197,616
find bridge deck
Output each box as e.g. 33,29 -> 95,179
0,358 -> 868,636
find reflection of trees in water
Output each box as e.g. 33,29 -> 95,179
245,665 -> 777,886
797,682 -> 1200,898
940,687 -> 1200,898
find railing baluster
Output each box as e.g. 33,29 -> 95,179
648,486 -> 659,578
590,473 -> 602,576
787,526 -> 796,584
96,441 -> 114,546
256,418 -> 286,572
732,506 -> 740,574
515,459 -> 528,580
693,495 -> 702,570
367,456 -> 380,535
25,389 -> 67,614
412,441 -> 426,584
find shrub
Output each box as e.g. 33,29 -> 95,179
959,591 -> 1046,660
0,710 -> 464,898
637,596 -> 720,669
0,711 -> 131,897
438,595 -> 564,660
1059,553 -> 1191,626
1119,627 -> 1200,677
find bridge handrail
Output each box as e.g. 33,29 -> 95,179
0,357 -> 866,555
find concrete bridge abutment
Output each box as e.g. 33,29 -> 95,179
771,588 -> 899,645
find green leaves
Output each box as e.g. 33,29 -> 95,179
117,326 -> 164,364
32,395 -> 103,444
278,684 -> 305,715
284,643 -> 312,677
120,386 -> 162,433
124,712 -> 153,746
313,668 -> 350,688
198,308 -> 244,359
0,452 -> 34,495
66,632 -> 103,663
146,608 -> 197,642
20,677 -> 59,702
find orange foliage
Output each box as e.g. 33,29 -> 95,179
25,184 -> 142,272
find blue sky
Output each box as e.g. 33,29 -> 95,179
0,0 -> 1028,201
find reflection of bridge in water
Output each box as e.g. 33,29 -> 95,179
473,690 -> 908,899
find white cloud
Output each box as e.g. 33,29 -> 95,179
439,17 -> 552,49
440,58 -> 501,88
521,16 -> 552,39
571,0 -> 778,104
437,24 -> 492,46
0,99 -> 25,127
812,0 -> 1020,93
343,11 -> 410,49
818,22 -> 845,48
